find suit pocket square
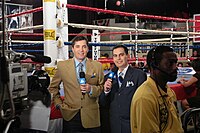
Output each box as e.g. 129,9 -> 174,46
126,81 -> 134,87
91,73 -> 96,78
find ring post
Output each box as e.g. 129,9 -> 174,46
92,30 -> 100,60
57,0 -> 68,60
186,20 -> 190,59
134,14 -> 138,65
43,0 -> 57,77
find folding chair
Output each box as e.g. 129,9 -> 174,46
182,108 -> 200,133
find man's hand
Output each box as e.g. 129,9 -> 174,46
104,78 -> 112,92
80,83 -> 91,94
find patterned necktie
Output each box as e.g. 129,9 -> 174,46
119,72 -> 124,84
77,63 -> 83,81
78,63 -> 83,73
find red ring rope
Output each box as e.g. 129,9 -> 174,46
21,57 -> 195,64
66,4 -> 200,23
0,7 -> 43,20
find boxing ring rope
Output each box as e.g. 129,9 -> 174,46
10,31 -> 142,37
0,7 -> 43,20
0,25 -> 43,34
3,4 -> 199,38
65,3 -> 200,57
2,3 -> 200,63
12,33 -> 43,36
66,4 -> 200,23
10,40 -> 44,43
66,23 -> 200,36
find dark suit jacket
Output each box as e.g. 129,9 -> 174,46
49,58 -> 104,128
99,66 -> 147,133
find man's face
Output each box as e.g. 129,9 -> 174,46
113,47 -> 128,70
72,40 -> 88,62
35,64 -> 42,70
158,52 -> 178,82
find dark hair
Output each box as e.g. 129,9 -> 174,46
71,36 -> 89,47
186,61 -> 191,67
112,45 -> 128,55
103,53 -> 109,58
177,62 -> 183,67
191,58 -> 200,71
147,46 -> 174,68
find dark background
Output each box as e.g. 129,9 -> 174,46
6,0 -> 200,41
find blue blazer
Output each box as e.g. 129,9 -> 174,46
99,66 -> 147,133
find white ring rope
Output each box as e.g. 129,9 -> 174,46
0,25 -> 43,34
66,23 -> 200,36
1,23 -> 199,44
10,39 -> 192,45
99,36 -> 196,44
8,34 -> 200,44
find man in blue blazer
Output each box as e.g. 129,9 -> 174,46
99,45 -> 147,133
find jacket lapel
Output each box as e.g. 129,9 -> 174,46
68,58 -> 79,85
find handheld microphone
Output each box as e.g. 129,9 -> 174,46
108,72 -> 115,79
79,71 -> 86,95
14,52 -> 51,63
108,66 -> 118,79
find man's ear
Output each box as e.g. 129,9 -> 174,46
72,47 -> 74,53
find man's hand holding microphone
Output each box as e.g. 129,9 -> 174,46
104,78 -> 112,93
104,71 -> 115,94
79,71 -> 91,95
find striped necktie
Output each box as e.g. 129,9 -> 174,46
119,72 -> 124,85
78,62 -> 83,73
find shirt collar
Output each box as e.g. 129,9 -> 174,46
74,58 -> 87,68
117,65 -> 129,78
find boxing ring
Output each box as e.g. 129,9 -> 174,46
1,0 -> 200,132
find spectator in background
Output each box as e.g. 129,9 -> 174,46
185,62 -> 191,67
179,58 -> 200,110
99,45 -> 147,133
32,63 -> 43,75
110,62 -> 115,70
138,62 -> 145,69
35,63 -> 43,70
177,62 -> 183,67
192,50 -> 200,57
101,53 -> 111,75
131,62 -> 138,68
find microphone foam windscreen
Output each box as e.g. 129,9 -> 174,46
31,54 -> 51,63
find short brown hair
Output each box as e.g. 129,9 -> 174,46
71,36 -> 89,47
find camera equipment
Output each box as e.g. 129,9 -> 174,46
28,70 -> 51,107
0,50 -> 51,133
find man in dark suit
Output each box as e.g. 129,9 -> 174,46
99,45 -> 147,133
49,36 -> 104,133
